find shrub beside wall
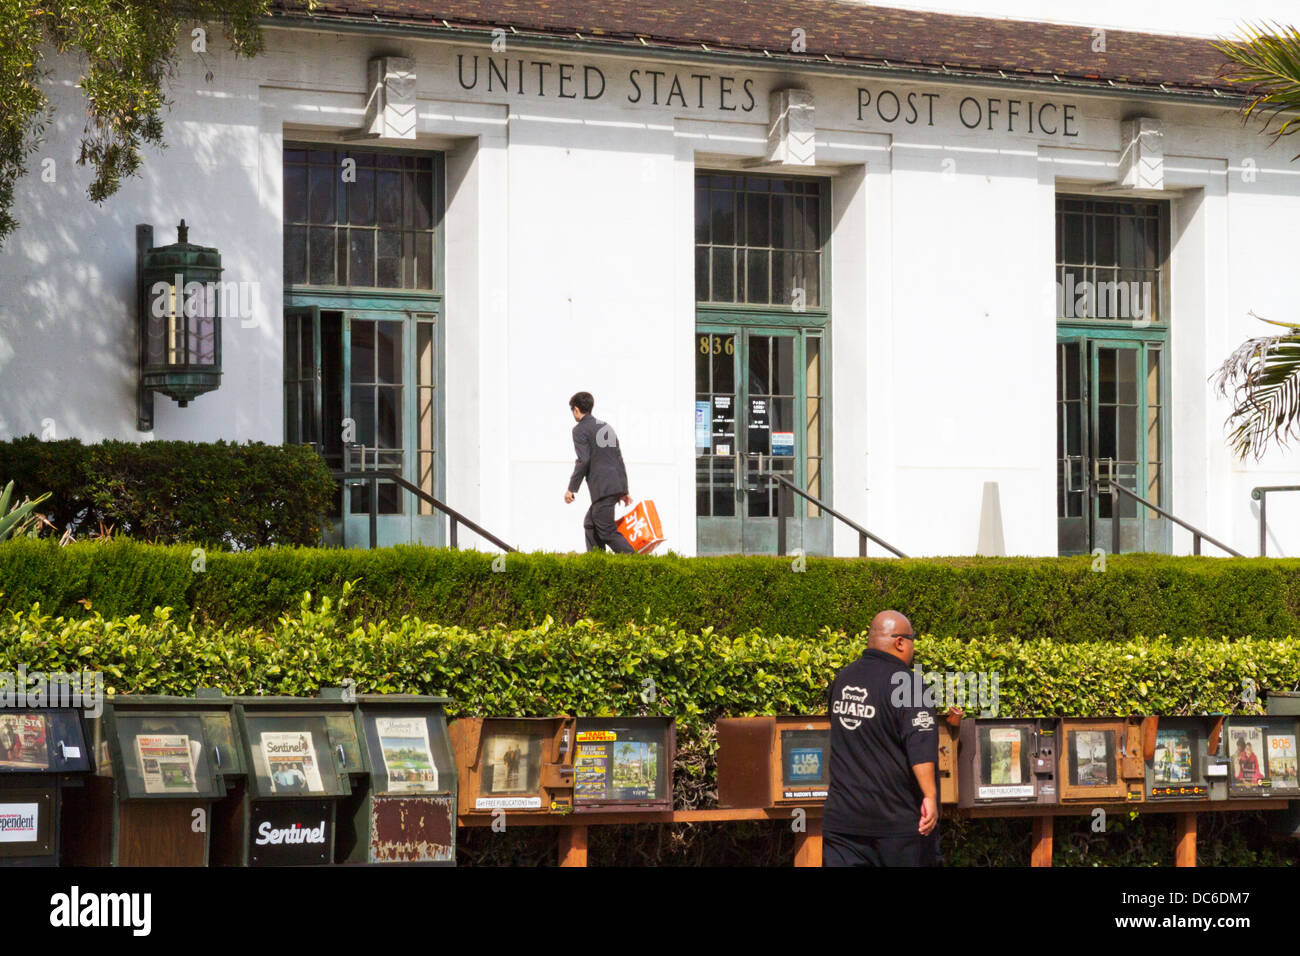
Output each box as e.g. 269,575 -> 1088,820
3,539 -> 1300,640
0,437 -> 335,547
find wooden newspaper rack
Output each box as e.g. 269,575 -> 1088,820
454,708 -> 1300,867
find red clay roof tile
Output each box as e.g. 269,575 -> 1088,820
269,0 -> 1243,94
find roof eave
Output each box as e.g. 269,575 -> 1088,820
263,12 -> 1249,108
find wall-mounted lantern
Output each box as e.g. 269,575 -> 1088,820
136,220 -> 223,430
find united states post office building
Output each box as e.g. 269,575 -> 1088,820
5,0 -> 1300,558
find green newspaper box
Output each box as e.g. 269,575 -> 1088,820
65,694 -> 240,866
225,694 -> 363,866
335,692 -> 457,864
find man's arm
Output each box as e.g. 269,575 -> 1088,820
895,698 -> 940,835
614,433 -> 631,505
911,762 -> 938,835
568,424 -> 592,494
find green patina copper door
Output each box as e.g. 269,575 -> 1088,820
695,324 -> 828,555
284,303 -> 443,547
281,143 -> 445,547
1057,334 -> 1168,555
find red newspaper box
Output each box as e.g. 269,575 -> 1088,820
617,500 -> 664,553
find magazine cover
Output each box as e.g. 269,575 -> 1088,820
574,743 -> 609,798
261,732 -> 325,794
135,734 -> 198,794
611,740 -> 658,799
375,716 -> 438,792
1267,732 -> 1298,790
486,733 -> 533,793
1073,730 -> 1112,786
0,714 -> 49,770
1231,726 -> 1266,787
988,727 -> 1021,785
1153,728 -> 1193,784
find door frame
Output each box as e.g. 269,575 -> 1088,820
284,289 -> 446,547
695,308 -> 832,555
1056,322 -> 1171,555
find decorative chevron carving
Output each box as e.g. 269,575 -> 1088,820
364,57 -> 417,140
765,89 -> 815,166
1117,117 -> 1164,190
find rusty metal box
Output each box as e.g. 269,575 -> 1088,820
338,693 -> 457,865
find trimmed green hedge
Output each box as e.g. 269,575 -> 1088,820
3,539 -> 1300,640
0,437 -> 335,548
1,591 -> 1289,722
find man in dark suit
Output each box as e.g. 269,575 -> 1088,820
563,391 -> 635,553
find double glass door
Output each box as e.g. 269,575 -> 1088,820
695,324 -> 827,555
285,302 -> 441,547
1057,334 -> 1167,554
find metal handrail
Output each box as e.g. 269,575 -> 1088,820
1251,485 -> 1300,557
767,472 -> 908,558
1103,481 -> 1242,557
331,467 -> 516,553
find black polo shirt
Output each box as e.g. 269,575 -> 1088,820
823,648 -> 938,837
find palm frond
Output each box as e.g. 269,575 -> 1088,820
1214,21 -> 1300,155
1212,313 -> 1300,459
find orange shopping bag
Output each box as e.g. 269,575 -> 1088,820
617,500 -> 665,554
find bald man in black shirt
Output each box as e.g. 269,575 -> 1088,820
823,609 -> 940,867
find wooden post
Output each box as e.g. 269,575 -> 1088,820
1030,815 -> 1053,867
557,824 -> 588,867
1175,812 -> 1197,867
793,816 -> 823,867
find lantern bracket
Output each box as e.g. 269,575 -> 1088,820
137,224 -> 155,432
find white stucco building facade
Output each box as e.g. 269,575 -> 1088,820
3,0 -> 1300,557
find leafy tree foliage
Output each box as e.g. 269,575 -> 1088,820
0,0 -> 281,245
1213,24 -> 1300,457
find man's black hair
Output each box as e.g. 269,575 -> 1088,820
570,391 -> 595,414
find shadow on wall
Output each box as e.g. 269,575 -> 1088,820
0,44 -> 278,445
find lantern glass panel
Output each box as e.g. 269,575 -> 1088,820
186,282 -> 217,366
147,308 -> 167,367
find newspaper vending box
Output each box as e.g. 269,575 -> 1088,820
451,715 -> 675,815
64,694 -> 237,866
228,695 -> 361,866
718,711 -> 958,810
1143,716 -> 1227,802
337,691 -> 457,864
1223,714 -> 1300,800
571,716 -> 674,813
716,716 -> 831,808
0,706 -> 92,866
1263,692 -> 1300,837
958,718 -> 1059,807
1057,717 -> 1145,803
450,716 -> 577,814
